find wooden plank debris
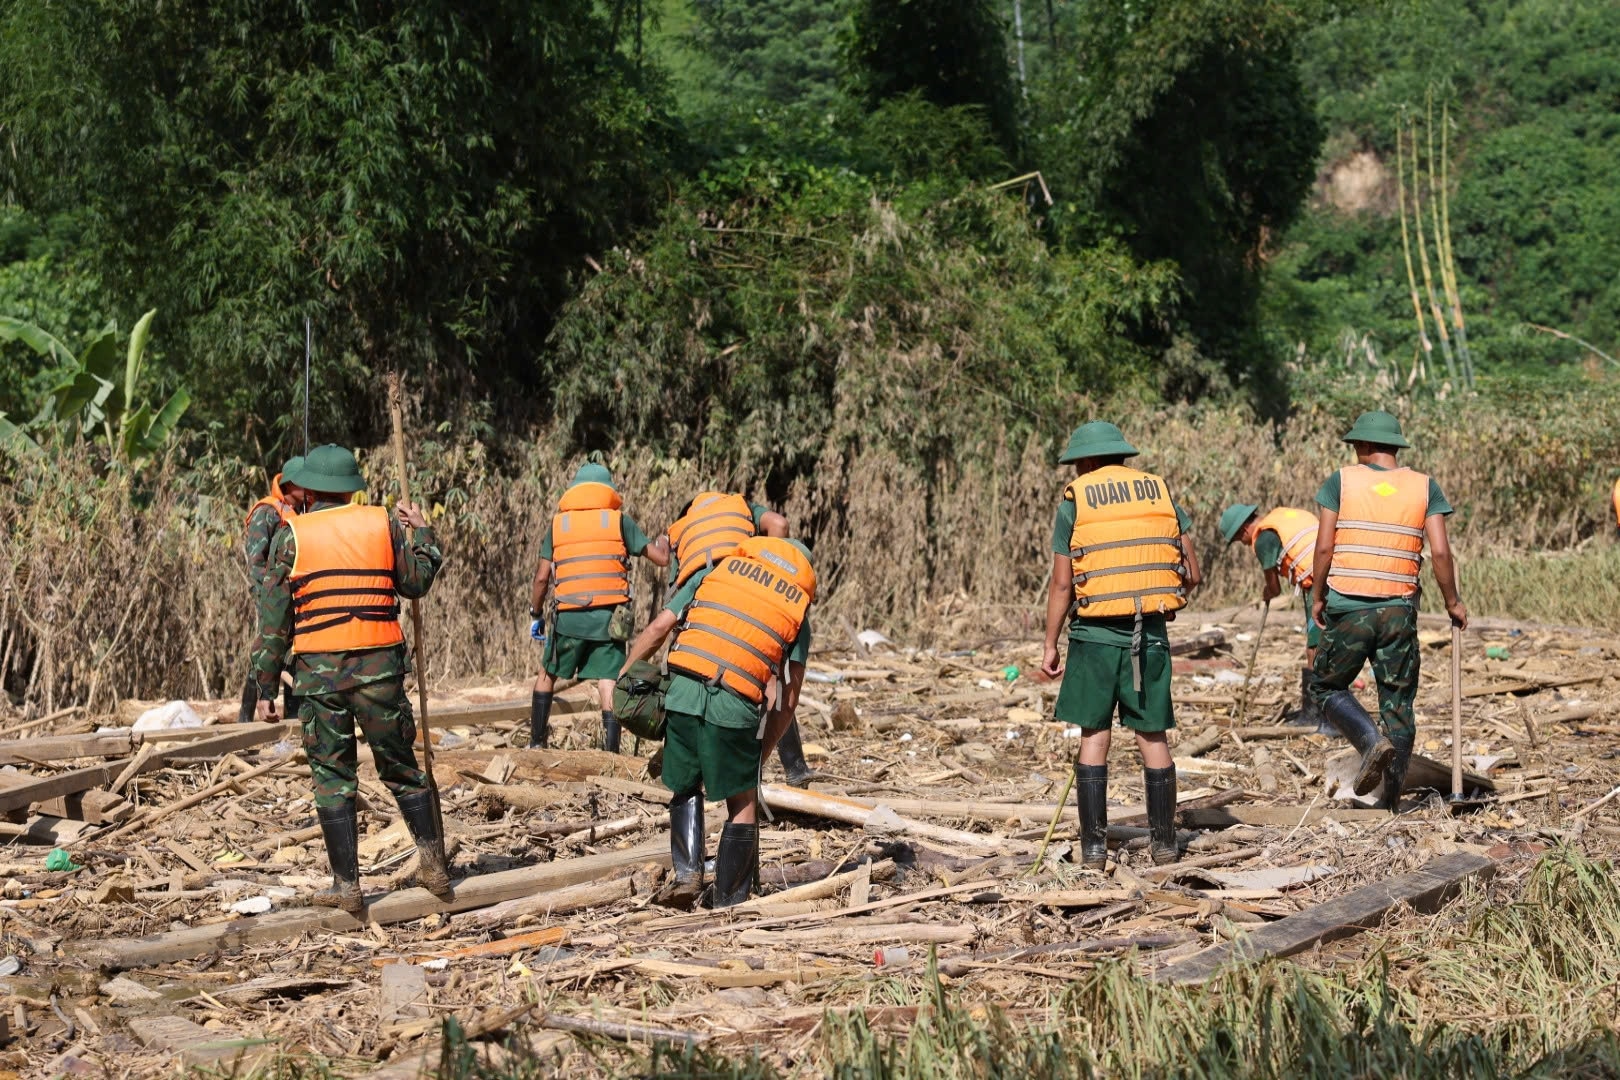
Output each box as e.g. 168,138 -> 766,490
1152,851 -> 1496,984
128,1015 -> 273,1069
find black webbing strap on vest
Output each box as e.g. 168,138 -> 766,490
291,567 -> 399,636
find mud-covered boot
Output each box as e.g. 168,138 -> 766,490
711,822 -> 759,909
1377,732 -> 1415,813
529,691 -> 552,749
654,789 -> 705,909
1324,690 -> 1395,797
1074,763 -> 1109,870
313,802 -> 364,914
397,789 -> 453,899
775,720 -> 817,786
600,711 -> 622,754
238,675 -> 257,724
1144,766 -> 1180,865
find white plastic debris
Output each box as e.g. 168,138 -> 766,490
898,732 -> 913,742
420,958 -> 449,971
1213,670 -> 1248,686
1004,729 -> 1020,740
228,895 -> 273,915
1235,632 -> 1254,643
133,700 -> 204,732
856,629 -> 892,649
976,678 -> 997,690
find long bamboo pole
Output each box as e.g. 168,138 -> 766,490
1395,113 -> 1433,384
1437,100 -> 1475,388
1409,110 -> 1457,383
387,373 -> 439,806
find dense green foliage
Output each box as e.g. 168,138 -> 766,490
1270,0 -> 1620,378
0,0 -> 674,456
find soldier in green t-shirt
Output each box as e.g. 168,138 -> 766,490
527,463 -> 669,752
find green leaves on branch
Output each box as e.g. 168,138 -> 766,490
0,308 -> 190,463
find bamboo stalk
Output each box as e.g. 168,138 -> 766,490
1409,110 -> 1457,383
1438,100 -> 1475,387
1395,113 -> 1433,383
387,373 -> 439,805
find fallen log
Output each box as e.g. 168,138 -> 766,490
1151,851 -> 1496,984
71,837 -> 674,970
760,784 -> 1031,853
456,874 -> 637,932
936,931 -> 1197,977
1183,805 -> 1390,829
737,922 -> 976,948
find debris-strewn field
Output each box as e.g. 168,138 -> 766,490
2,602 -> 1618,1077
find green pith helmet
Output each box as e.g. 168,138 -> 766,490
1058,421 -> 1140,463
1341,410 -> 1412,449
287,444 -> 366,494
572,462 -> 614,488
1220,503 -> 1260,544
279,456 -> 304,487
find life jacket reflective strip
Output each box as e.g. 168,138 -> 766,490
1325,465 -> 1429,599
1253,507 -> 1317,589
667,536 -> 815,706
1065,465 -> 1186,619
1613,477 -> 1619,529
551,482 -> 629,611
244,474 -> 296,529
287,505 -> 402,654
669,492 -> 756,587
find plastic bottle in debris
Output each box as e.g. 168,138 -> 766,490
873,946 -> 913,969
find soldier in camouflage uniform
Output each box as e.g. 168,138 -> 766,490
1308,412 -> 1468,811
252,445 -> 448,912
239,457 -> 303,722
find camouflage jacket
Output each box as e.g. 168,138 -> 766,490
243,503 -> 285,593
252,499 -> 443,699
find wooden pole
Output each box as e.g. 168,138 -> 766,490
1236,600 -> 1270,726
387,373 -> 438,802
1450,623 -> 1464,802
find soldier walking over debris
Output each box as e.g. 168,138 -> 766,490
528,462 -> 668,753
1220,502 -> 1326,730
1040,422 -> 1200,870
663,490 -> 816,785
1308,411 -> 1468,810
622,536 -> 816,909
239,457 -> 303,723
251,445 -> 450,913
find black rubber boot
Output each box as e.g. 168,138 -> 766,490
313,802 -> 364,914
656,789 -> 705,909
529,691 -> 552,749
1324,690 -> 1395,797
600,711 -> 622,754
282,682 -> 301,724
775,720 -> 817,786
238,675 -> 257,724
1144,766 -> 1179,866
711,822 -> 759,909
397,789 -> 453,898
1378,732 -> 1415,813
1286,669 -> 1330,733
1074,763 -> 1109,870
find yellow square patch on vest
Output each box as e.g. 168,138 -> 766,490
1371,481 -> 1399,497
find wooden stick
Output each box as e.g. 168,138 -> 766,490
1024,766 -> 1075,878
387,372 -> 438,801
99,751 -> 305,840
1450,623 -> 1464,802
1236,600 -> 1269,726
539,1013 -> 699,1047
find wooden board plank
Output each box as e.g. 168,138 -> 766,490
128,1014 -> 273,1068
72,837 -> 671,971
0,732 -> 134,764
0,724 -> 284,814
1151,851 -> 1495,984
1182,805 -> 1391,829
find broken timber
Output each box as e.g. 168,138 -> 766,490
1151,851 -> 1496,984
0,723 -> 287,815
72,837 -> 672,970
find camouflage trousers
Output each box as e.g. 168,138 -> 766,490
299,679 -> 428,809
1308,604 -> 1419,747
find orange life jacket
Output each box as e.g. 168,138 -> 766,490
1252,507 -> 1317,589
1325,465 -> 1429,599
287,505 -> 403,654
667,536 -> 815,706
1065,465 -> 1187,619
244,473 -> 296,529
1612,476 -> 1619,529
551,482 -> 630,611
669,492 -> 756,587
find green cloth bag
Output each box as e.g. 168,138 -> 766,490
614,660 -> 669,741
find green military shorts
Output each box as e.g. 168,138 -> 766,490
1306,617 -> 1322,650
661,711 -> 762,802
543,633 -> 625,681
1054,638 -> 1175,733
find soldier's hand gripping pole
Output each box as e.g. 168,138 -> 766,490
388,373 -> 440,813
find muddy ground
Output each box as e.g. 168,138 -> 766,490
1,599 -> 1617,1077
